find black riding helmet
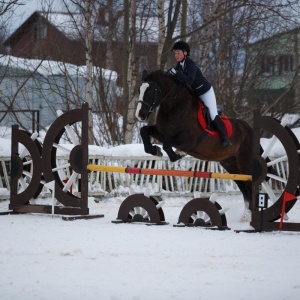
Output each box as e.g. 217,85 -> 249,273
171,41 -> 190,56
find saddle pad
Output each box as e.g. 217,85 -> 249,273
198,103 -> 233,138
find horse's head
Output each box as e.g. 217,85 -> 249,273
135,70 -> 163,121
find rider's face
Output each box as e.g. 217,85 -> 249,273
174,50 -> 186,62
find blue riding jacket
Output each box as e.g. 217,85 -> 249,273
174,57 -> 211,96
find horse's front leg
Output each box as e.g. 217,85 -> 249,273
162,139 -> 183,162
140,125 -> 164,157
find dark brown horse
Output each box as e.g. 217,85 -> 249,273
136,70 -> 253,208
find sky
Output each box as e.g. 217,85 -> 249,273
7,0 -> 65,35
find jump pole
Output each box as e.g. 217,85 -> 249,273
87,164 -> 252,182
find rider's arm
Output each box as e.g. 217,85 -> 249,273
175,61 -> 198,85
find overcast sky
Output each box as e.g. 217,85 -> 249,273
8,0 -> 64,34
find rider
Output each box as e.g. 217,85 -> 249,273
168,41 -> 231,148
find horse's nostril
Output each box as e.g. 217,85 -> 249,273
138,113 -> 147,121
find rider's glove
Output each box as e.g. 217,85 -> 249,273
168,68 -> 177,75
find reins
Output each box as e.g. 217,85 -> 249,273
160,84 -> 177,104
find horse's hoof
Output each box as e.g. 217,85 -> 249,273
170,153 -> 183,162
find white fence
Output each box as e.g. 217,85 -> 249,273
0,154 -> 288,200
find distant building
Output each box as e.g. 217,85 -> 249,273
3,10 -> 159,85
0,55 -> 118,130
247,28 -> 300,114
1,9 -> 161,132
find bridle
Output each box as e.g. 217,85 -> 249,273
138,81 -> 176,115
137,81 -> 163,114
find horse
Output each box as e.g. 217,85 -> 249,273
135,70 -> 254,211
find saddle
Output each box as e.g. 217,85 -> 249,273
197,102 -> 232,138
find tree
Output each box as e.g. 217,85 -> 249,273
177,0 -> 300,123
156,0 -> 165,69
2,0 -> 300,144
180,0 -> 187,39
0,0 -> 20,17
124,0 -> 137,143
158,0 -> 182,70
60,0 -> 95,144
0,0 -> 23,53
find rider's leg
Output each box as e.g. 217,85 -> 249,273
212,115 -> 232,147
199,87 -> 218,120
199,87 -> 232,148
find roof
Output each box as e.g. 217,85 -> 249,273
0,55 -> 118,80
249,26 -> 300,46
40,11 -> 84,40
5,10 -> 160,45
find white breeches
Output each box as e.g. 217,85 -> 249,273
199,87 -> 218,120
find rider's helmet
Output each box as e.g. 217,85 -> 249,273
171,41 -> 190,56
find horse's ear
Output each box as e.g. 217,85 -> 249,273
142,70 -> 148,81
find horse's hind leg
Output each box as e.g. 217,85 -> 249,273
234,181 -> 252,209
220,156 -> 252,208
140,125 -> 164,157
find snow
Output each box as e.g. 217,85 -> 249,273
0,55 -> 118,80
0,123 -> 300,299
1,195 -> 300,300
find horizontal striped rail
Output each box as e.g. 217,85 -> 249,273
87,164 -> 252,181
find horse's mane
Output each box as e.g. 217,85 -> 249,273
144,70 -> 196,97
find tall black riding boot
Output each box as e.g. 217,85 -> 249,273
212,115 -> 232,148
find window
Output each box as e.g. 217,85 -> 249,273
35,21 -> 48,41
260,55 -> 275,75
278,55 -> 293,75
5,46 -> 11,54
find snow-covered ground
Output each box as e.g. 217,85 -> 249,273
1,116 -> 300,299
1,194 -> 300,300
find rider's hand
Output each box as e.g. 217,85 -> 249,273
168,68 -> 177,75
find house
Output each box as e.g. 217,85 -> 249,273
1,9 -> 161,133
3,10 -> 159,85
247,27 -> 300,114
0,55 -> 118,130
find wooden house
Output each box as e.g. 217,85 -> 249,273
3,10 -> 159,85
0,55 -> 118,130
